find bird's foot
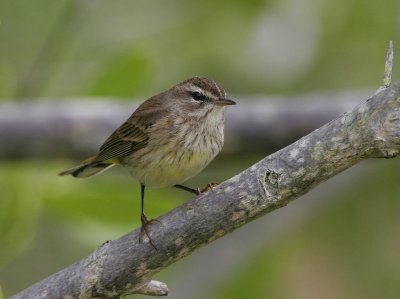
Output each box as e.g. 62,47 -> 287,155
139,213 -> 159,250
196,182 -> 219,195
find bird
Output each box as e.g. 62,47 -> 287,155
59,77 -> 236,248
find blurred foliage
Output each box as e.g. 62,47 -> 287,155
0,0 -> 399,99
90,49 -> 153,98
1,0 -> 400,298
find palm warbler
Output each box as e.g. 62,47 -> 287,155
59,77 -> 236,247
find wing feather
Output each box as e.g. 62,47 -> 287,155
94,94 -> 169,163
96,121 -> 149,162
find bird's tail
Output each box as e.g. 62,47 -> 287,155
58,156 -> 116,178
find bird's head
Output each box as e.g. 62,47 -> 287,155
169,77 -> 236,119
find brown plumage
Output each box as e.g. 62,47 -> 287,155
59,77 -> 236,248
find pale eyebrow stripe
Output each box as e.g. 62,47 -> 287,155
188,84 -> 204,93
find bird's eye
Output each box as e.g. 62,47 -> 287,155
190,91 -> 208,102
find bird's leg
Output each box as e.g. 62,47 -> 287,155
139,184 -> 158,250
174,182 -> 219,195
173,184 -> 198,194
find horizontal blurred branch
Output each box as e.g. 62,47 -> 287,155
0,90 -> 371,159
10,82 -> 400,298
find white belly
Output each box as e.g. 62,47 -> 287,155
133,147 -> 217,187
127,115 -> 224,188
126,108 -> 224,187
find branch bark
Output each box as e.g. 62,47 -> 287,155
10,81 -> 400,298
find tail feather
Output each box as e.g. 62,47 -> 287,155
59,157 -> 116,178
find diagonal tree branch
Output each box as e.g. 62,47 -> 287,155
11,46 -> 400,299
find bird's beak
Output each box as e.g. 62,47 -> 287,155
215,97 -> 237,106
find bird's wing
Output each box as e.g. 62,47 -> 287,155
95,93 -> 170,163
95,121 -> 149,163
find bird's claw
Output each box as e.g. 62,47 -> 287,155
139,213 -> 159,250
196,182 -> 219,195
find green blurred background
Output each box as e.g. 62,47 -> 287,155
1,0 -> 400,298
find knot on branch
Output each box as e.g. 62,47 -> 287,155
260,169 -> 281,199
265,169 -> 280,187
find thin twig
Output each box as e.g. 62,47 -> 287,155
375,40 -> 394,95
383,40 -> 394,87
